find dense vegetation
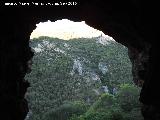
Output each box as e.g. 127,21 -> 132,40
25,36 -> 142,120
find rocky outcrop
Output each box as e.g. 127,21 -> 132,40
0,0 -> 159,119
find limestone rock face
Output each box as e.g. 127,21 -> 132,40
0,0 -> 159,119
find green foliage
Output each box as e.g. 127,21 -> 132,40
42,101 -> 88,120
82,94 -> 123,120
84,112 -> 109,120
122,108 -> 143,120
71,85 -> 142,120
69,106 -> 124,120
115,84 -> 141,112
25,36 -> 139,120
87,93 -> 115,113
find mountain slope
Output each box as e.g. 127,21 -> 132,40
25,36 -> 133,120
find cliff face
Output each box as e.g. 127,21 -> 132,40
0,0 -> 159,119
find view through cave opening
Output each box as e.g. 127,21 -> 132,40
25,19 -> 143,120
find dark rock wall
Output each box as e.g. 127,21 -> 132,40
0,18 -> 34,120
0,1 -> 159,119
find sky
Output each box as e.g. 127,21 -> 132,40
30,19 -> 110,40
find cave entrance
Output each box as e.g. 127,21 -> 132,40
25,19 -> 142,120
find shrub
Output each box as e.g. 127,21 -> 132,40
42,101 -> 88,120
115,84 -> 141,112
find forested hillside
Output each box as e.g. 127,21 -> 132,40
25,36 -> 142,120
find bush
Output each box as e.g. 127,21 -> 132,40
76,110 -> 123,120
75,93 -> 124,120
84,112 -> 109,120
87,93 -> 115,113
42,101 -> 87,120
122,108 -> 143,120
115,84 -> 141,112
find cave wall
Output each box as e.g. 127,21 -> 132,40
0,0 -> 159,120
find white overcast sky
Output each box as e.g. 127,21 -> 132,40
30,19 -> 108,40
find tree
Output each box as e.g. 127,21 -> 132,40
42,101 -> 88,120
115,84 -> 141,112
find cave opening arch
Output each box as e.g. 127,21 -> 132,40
24,19 -> 144,120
